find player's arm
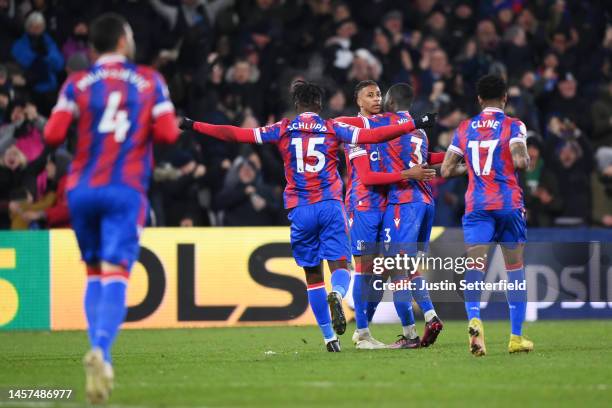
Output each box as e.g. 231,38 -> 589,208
44,78 -> 77,146
428,152 -> 445,165
341,113 -> 437,144
333,116 -> 365,127
180,117 -> 260,143
440,149 -> 467,178
509,121 -> 529,170
151,72 -> 180,143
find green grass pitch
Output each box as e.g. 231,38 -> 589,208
1,321 -> 611,407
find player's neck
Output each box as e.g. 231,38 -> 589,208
95,52 -> 127,65
359,110 -> 376,117
481,101 -> 504,111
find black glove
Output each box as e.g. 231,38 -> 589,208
179,117 -> 194,131
414,112 -> 437,129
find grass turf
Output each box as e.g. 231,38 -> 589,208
1,321 -> 611,407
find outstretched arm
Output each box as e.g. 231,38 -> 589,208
333,116 -> 365,128
182,118 -> 258,143
353,154 -> 403,185
355,113 -> 437,144
440,149 -> 467,178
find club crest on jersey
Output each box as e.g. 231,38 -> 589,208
394,218 -> 401,228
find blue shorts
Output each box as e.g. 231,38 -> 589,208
347,209 -> 384,256
288,200 -> 351,267
67,185 -> 147,270
462,208 -> 527,246
382,202 -> 435,256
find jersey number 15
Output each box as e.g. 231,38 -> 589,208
291,137 -> 325,173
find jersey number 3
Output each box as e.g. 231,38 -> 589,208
99,91 -> 131,143
467,140 -> 499,176
291,137 -> 325,173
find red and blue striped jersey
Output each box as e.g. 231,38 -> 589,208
52,54 -> 175,193
380,111 -> 433,205
448,107 -> 526,213
255,112 -> 360,209
344,114 -> 387,212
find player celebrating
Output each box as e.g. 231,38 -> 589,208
181,80 -> 436,352
44,14 -> 179,403
376,83 -> 444,348
441,74 -> 533,356
335,80 -> 436,350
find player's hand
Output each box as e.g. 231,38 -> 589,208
179,117 -> 195,131
414,112 -> 437,129
401,165 -> 436,181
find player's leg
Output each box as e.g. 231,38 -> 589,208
497,209 -> 533,353
349,210 -> 386,348
67,188 -> 111,404
67,189 -> 103,345
412,203 -> 444,347
304,263 -> 339,351
387,269 -> 420,349
462,210 -> 496,357
319,201 -> 353,338
382,204 -> 419,347
289,204 -> 337,350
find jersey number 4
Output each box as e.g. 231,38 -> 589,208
99,91 -> 131,143
291,137 -> 325,173
467,140 -> 499,176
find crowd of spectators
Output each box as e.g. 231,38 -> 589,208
0,0 -> 610,229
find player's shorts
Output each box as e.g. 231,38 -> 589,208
382,202 -> 435,256
462,208 -> 527,246
288,199 -> 351,267
67,185 -> 147,270
347,208 -> 385,256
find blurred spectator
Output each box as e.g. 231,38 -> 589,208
591,80 -> 612,149
11,11 -> 63,115
523,137 -> 563,227
324,17 -> 358,83
501,25 -> 534,76
18,150 -> 71,228
156,149 -> 210,227
544,118 -> 593,226
542,72 -> 589,134
0,0 -> 22,62
0,99 -> 46,157
593,147 -> 612,227
215,156 -> 280,226
61,19 -> 88,63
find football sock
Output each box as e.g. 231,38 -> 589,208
464,269 -> 484,320
84,272 -> 102,346
94,276 -> 128,364
307,283 -> 335,341
507,266 -> 527,336
331,268 -> 350,298
366,274 -> 384,322
392,277 -> 415,328
410,276 -> 435,319
402,324 -> 418,340
352,272 -> 369,330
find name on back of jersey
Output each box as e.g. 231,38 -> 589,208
76,67 -> 151,92
288,122 -> 328,132
471,119 -> 500,130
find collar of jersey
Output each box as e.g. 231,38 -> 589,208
482,107 -> 504,114
95,53 -> 127,66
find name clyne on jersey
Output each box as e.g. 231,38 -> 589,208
471,119 -> 500,129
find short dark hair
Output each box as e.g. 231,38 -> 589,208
291,80 -> 324,112
89,13 -> 128,54
354,80 -> 379,101
384,83 -> 414,111
477,74 -> 507,101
